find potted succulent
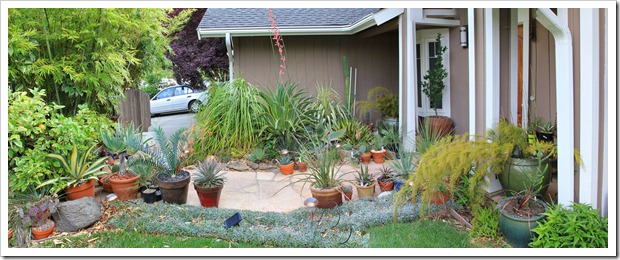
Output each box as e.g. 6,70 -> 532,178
193,157 -> 227,208
39,144 -> 109,200
498,152 -> 549,248
296,149 -> 310,173
377,165 -> 395,192
389,149 -> 416,192
358,144 -> 371,164
277,154 -> 294,175
421,34 -> 453,137
536,119 -> 555,142
100,122 -> 147,201
370,136 -> 387,164
129,127 -> 191,205
20,196 -> 58,240
341,185 -> 353,201
127,157 -> 159,203
305,147 -> 346,208
354,164 -> 376,199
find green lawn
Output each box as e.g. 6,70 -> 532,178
34,230 -> 264,248
368,220 -> 477,248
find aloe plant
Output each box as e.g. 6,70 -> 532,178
193,157 -> 226,187
39,144 -> 108,193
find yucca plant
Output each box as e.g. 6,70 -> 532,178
39,144 -> 108,194
416,121 -> 443,155
100,122 -> 146,176
193,157 -> 226,187
355,164 -> 375,187
310,84 -> 351,129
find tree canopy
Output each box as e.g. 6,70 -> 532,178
166,8 -> 228,89
8,8 -> 190,115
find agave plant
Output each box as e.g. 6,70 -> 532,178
100,122 -> 146,176
193,157 -> 226,187
129,127 -> 189,178
39,144 -> 108,193
355,164 -> 376,187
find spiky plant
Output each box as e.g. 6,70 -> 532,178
193,157 -> 226,187
355,164 -> 375,187
100,122 -> 145,176
129,127 -> 188,178
39,144 -> 109,193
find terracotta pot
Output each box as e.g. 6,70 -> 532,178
426,116 -> 454,138
99,173 -> 114,193
429,190 -> 451,205
8,228 -> 14,241
31,220 -> 54,240
310,183 -> 343,209
360,152 -> 371,164
378,178 -> 394,191
355,182 -> 376,199
194,183 -> 224,207
156,172 -> 191,205
64,179 -> 96,200
279,162 -> 294,175
370,149 -> 386,164
297,162 -> 307,172
343,191 -> 353,201
109,173 -> 140,201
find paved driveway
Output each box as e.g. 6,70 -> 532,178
148,112 -> 196,138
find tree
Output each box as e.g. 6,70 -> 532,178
167,8 -> 228,89
8,8 -> 189,116
421,33 -> 448,117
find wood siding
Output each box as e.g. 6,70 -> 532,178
448,9 -> 471,135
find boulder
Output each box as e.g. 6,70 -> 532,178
247,162 -> 259,170
258,163 -> 277,171
52,196 -> 101,232
227,161 -> 250,171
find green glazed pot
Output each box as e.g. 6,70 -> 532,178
499,157 -> 550,196
498,196 -> 547,248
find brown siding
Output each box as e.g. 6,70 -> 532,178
449,9 -> 470,135
234,29 -> 399,124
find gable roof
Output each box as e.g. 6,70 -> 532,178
197,8 -> 402,38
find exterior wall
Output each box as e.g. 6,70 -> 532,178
474,9 -> 486,136
448,9 -> 470,135
499,9 -> 511,120
233,28 -> 399,124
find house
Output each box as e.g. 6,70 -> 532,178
197,8 -> 611,216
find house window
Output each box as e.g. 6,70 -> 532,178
416,29 -> 450,117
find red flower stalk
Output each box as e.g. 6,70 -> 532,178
268,8 -> 287,80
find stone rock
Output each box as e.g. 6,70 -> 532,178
247,162 -> 259,170
377,191 -> 392,198
258,163 -> 277,171
52,196 -> 101,232
227,161 -> 250,171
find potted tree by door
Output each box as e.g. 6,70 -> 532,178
39,144 -> 109,200
370,136 -> 387,164
130,127 -> 191,205
193,157 -> 227,208
377,165 -> 395,192
498,148 -> 550,248
421,33 -> 453,137
100,122 -> 146,201
354,164 -> 376,199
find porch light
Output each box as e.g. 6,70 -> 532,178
460,26 -> 468,48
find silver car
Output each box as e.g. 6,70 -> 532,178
150,85 -> 206,115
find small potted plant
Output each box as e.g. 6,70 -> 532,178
358,144 -> 371,164
536,119 -> 555,142
20,196 -> 58,240
277,154 -> 294,175
39,144 -> 109,200
389,150 -> 416,192
527,118 -> 541,144
127,157 -> 159,203
296,149 -> 310,173
370,136 -> 387,164
354,164 -> 376,199
377,166 -> 395,191
193,157 -> 227,208
341,185 -> 353,201
129,127 -> 191,205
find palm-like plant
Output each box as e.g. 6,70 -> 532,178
193,157 -> 226,187
129,127 -> 188,178
100,122 -> 146,176
258,82 -> 317,150
39,144 -> 108,193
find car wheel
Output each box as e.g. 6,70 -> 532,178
189,100 -> 201,113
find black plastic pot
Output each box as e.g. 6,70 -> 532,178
156,171 -> 191,205
142,188 -> 158,203
536,132 -> 554,142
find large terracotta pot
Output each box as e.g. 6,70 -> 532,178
429,191 -> 451,205
370,149 -> 386,164
156,172 -> 191,205
65,179 -> 96,200
279,162 -> 294,175
360,152 -> 371,164
500,157 -> 550,196
355,182 -> 376,199
31,220 -> 55,240
194,184 -> 224,208
109,173 -> 140,201
310,183 -> 343,209
426,116 -> 454,138
498,196 -> 547,248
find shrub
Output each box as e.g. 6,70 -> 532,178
470,203 -> 500,241
529,202 -> 608,248
310,85 -> 351,129
191,78 -> 264,161
331,117 -> 372,146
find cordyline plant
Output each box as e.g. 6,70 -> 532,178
421,33 -> 448,116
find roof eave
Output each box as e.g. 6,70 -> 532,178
197,8 -> 403,39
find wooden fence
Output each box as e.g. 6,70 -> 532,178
118,89 -> 151,132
